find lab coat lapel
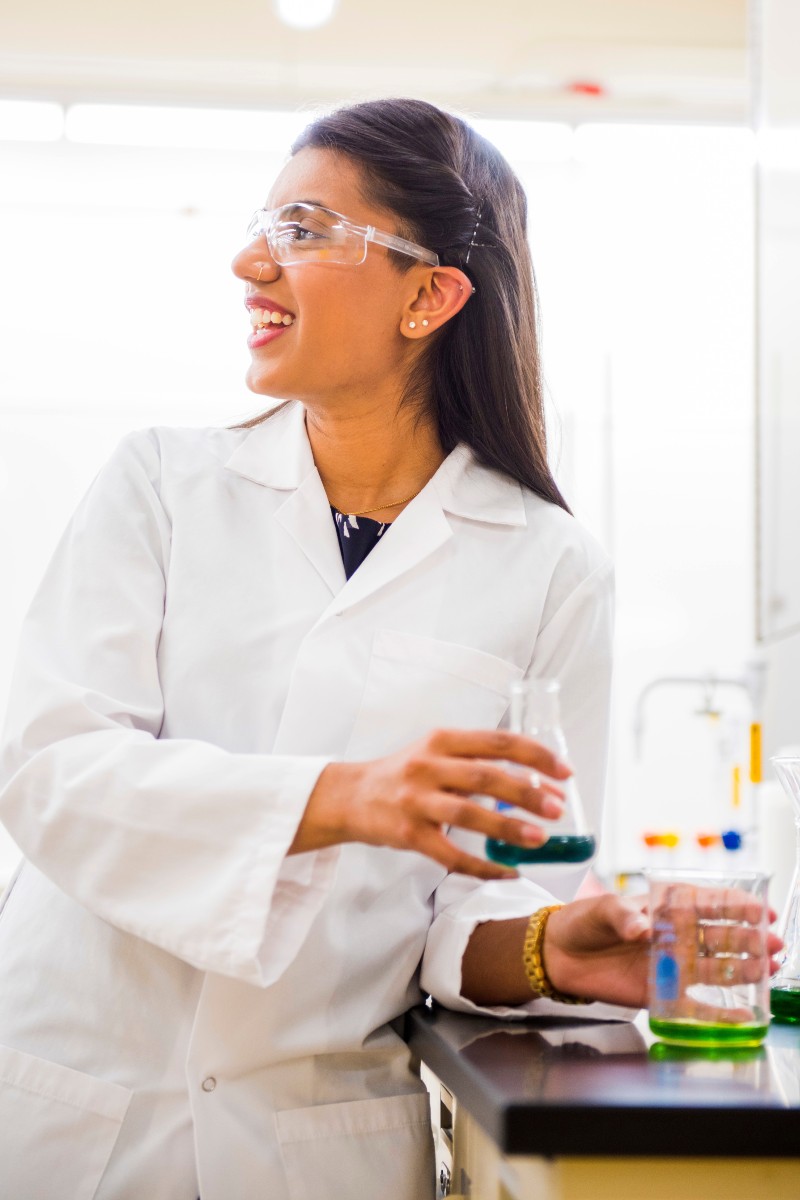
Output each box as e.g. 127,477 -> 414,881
331,443 -> 527,615
275,475 -> 346,597
332,486 -> 453,615
224,403 -> 346,597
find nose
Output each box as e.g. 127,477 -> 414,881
231,232 -> 281,285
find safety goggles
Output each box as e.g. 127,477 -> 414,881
246,202 -> 439,267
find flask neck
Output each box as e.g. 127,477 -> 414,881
510,679 -> 562,738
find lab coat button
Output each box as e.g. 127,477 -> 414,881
201,1077 -> 216,1092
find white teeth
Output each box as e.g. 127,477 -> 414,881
250,307 -> 294,329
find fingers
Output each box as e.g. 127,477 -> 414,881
425,728 -> 572,780
767,932 -> 783,957
413,826 -> 519,881
659,884 -> 768,928
428,756 -> 565,816
426,791 -> 548,848
591,894 -> 651,942
697,922 -> 764,958
694,954 -> 768,987
621,910 -> 650,940
346,728 -> 571,879
683,996 -> 759,1025
692,887 -> 764,925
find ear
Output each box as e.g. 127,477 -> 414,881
400,266 -> 474,339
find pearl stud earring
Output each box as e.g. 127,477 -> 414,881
422,319 -> 429,327
408,321 -> 416,329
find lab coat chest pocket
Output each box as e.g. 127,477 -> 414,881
0,1044 -> 131,1200
276,1092 -> 435,1200
345,630 -> 523,757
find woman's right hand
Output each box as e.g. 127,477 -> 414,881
289,728 -> 572,880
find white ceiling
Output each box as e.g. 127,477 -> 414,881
0,0 -> 749,121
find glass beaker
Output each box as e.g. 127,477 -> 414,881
770,757 -> 800,1023
647,868 -> 771,1048
485,677 -> 596,867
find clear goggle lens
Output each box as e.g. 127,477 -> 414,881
248,203 -> 366,266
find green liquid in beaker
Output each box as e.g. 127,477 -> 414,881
649,1041 -> 764,1064
649,1017 -> 769,1048
771,986 -> 800,1024
486,834 -> 596,866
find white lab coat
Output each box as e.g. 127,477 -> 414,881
0,401 -> 615,1200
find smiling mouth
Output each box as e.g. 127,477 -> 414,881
250,307 -> 294,329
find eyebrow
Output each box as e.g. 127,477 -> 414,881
265,198 -> 331,211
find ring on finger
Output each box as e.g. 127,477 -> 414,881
722,961 -> 736,983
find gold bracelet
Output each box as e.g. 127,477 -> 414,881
522,905 -> 592,1005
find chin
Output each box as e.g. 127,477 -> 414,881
246,364 -> 283,395
246,368 -> 307,406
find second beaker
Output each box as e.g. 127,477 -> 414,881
770,757 -> 800,1023
648,868 -> 771,1048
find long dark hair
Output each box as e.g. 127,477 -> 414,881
240,97 -> 569,514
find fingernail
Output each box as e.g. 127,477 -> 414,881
626,916 -> 648,937
522,825 -> 545,845
542,798 -> 564,820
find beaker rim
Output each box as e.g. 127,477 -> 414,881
644,867 -> 771,884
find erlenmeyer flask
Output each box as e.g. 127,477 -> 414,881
485,677 -> 596,867
770,757 -> 800,1023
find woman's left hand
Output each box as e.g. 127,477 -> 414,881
462,893 -> 652,1008
543,895 -> 652,1009
544,894 -> 784,1010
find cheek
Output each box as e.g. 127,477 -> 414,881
247,268 -> 406,389
302,285 -> 400,354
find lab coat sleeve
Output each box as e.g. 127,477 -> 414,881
0,431 -> 337,988
421,557 -> 635,1021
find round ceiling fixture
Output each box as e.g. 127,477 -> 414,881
274,0 -> 339,30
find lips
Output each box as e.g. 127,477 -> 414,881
245,295 -> 295,349
248,323 -> 291,349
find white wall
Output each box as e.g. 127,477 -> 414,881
514,126 -> 757,871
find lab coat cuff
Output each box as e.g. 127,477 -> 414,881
224,754 -> 341,988
421,883 -> 637,1023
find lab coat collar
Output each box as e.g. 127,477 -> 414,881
224,401 -> 527,529
224,402 -> 315,490
432,444 -> 527,528
223,402 -> 526,609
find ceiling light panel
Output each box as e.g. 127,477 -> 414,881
64,103 -> 312,151
274,0 -> 339,31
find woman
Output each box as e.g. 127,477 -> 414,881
0,98 -> 656,1199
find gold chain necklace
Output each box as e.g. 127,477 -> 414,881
337,487 -> 423,518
